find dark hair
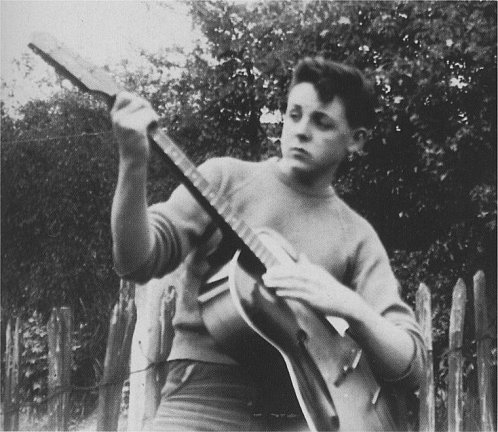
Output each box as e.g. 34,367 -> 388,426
289,57 -> 376,129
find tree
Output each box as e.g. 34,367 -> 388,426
1,0 -> 495,427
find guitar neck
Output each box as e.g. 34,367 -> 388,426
148,126 -> 278,275
27,32 -> 275,275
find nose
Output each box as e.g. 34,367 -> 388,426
295,118 -> 312,142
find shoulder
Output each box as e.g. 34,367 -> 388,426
333,195 -> 380,243
333,197 -> 392,282
199,156 -> 258,174
199,156 -> 266,195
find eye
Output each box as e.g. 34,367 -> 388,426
288,107 -> 302,122
312,113 -> 335,130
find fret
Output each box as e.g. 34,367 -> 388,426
192,177 -> 202,189
195,179 -> 210,195
237,222 -> 254,243
190,171 -> 202,184
250,241 -> 266,262
176,157 -> 193,173
235,222 -> 255,247
228,216 -> 244,233
205,192 -> 221,212
166,147 -> 182,163
183,165 -> 195,179
248,232 -> 263,249
255,241 -> 275,264
206,190 -> 217,202
260,248 -> 279,268
249,236 -> 265,254
216,200 -> 231,218
223,212 -> 235,227
243,230 -> 260,251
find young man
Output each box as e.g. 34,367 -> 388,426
111,57 -> 425,430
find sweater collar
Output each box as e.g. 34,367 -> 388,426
267,157 -> 336,198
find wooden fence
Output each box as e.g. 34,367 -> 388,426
415,271 -> 495,432
2,270 -> 496,431
2,281 -> 136,431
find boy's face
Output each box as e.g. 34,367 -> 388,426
280,82 -> 365,180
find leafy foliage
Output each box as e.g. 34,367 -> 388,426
20,312 -> 48,408
1,0 -> 496,428
1,91 -> 119,401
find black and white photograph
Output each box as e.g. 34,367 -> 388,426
1,1 -> 496,431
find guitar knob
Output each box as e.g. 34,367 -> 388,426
371,386 -> 381,406
296,328 -> 308,344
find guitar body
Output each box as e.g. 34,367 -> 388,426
199,229 -> 400,431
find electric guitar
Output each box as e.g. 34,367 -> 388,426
29,32 -> 403,431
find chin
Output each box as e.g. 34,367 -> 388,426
287,161 -> 317,181
295,155 -> 316,169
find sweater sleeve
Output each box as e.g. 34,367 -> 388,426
120,158 -> 226,283
350,220 -> 426,389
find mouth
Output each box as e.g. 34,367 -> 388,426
289,147 -> 311,159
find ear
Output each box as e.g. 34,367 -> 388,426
347,128 -> 368,153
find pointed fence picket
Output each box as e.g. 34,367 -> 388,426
47,307 -> 73,431
415,282 -> 435,432
127,276 -> 176,431
447,279 -> 467,432
473,271 -> 495,431
96,279 -> 137,431
2,317 -> 21,431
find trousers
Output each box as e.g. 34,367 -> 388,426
151,360 -> 306,431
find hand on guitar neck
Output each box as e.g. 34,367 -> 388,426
110,92 -> 162,276
111,92 -> 159,165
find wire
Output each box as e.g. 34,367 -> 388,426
1,131 -> 112,145
2,358 -> 169,416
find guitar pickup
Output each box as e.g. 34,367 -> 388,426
334,349 -> 362,386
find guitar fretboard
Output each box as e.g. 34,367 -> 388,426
28,32 -> 278,275
148,127 -> 279,274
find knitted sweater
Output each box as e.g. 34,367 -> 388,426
117,156 -> 425,388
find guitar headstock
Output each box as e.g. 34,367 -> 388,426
28,32 -> 121,107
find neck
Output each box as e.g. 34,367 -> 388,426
276,159 -> 337,195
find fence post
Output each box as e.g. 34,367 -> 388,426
158,284 -> 176,387
12,317 -> 21,431
3,317 -> 21,431
47,307 -> 73,431
128,276 -> 176,431
473,270 -> 495,431
97,280 -> 137,431
447,278 -> 466,432
415,283 -> 435,432
3,319 -> 12,432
